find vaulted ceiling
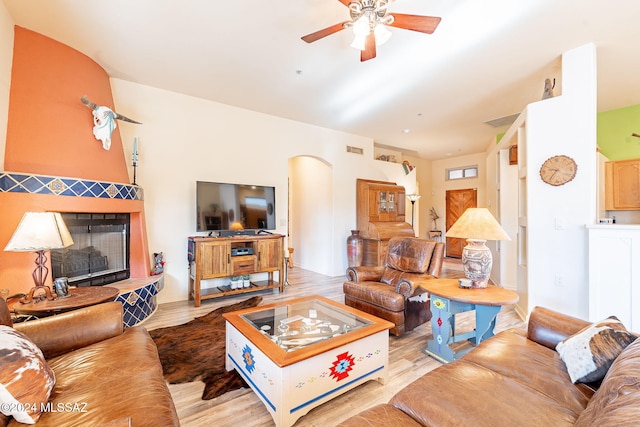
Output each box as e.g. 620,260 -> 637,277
4,0 -> 640,159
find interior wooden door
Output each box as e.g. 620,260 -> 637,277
445,188 -> 477,258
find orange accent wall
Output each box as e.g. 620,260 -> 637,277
5,26 -> 129,182
1,27 -> 149,296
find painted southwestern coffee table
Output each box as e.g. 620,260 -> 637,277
420,278 -> 519,363
223,295 -> 394,427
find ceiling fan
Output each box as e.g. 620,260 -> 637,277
301,0 -> 441,62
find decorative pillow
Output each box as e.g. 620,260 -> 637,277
0,325 -> 56,424
556,316 -> 637,384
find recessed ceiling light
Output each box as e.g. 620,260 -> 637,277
402,128 -> 410,134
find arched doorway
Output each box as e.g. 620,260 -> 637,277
288,156 -> 333,275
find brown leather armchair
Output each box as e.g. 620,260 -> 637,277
343,237 -> 445,336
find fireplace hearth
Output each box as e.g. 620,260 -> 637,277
51,213 -> 130,287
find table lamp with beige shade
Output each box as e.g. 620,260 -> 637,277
4,212 -> 74,303
445,208 -> 510,288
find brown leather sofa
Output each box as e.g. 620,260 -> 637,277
338,306 -> 640,426
0,299 -> 179,427
343,237 -> 445,336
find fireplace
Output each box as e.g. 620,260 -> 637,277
51,213 -> 131,287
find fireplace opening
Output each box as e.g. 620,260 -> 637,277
51,213 -> 130,287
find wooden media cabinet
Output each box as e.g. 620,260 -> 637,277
188,234 -> 285,306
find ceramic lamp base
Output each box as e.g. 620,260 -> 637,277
461,239 -> 492,288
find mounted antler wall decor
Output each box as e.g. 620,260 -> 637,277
81,96 -> 141,150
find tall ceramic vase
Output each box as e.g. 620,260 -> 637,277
347,230 -> 364,267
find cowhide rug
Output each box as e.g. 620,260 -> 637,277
149,296 -> 262,400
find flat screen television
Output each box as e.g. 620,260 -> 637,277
196,181 -> 276,233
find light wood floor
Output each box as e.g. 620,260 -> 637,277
144,260 -> 525,427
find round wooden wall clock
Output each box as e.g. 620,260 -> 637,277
539,155 -> 577,186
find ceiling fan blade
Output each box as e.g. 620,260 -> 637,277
389,13 -> 441,34
361,33 -> 376,62
301,22 -> 348,43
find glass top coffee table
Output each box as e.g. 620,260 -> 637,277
223,295 -> 394,427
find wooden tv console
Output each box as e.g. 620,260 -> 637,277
188,234 -> 285,307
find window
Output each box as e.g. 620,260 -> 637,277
446,165 -> 478,181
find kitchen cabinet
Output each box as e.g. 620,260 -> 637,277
605,159 -> 640,210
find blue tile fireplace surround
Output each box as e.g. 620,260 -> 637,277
0,171 -> 143,200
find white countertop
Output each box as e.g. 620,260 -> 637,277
586,223 -> 640,230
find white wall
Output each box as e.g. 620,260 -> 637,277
482,138 -> 519,290
491,44 -> 598,319
110,78 -> 411,303
525,44 -> 597,319
496,149 -> 518,290
406,156 -> 435,239
0,3 -> 14,168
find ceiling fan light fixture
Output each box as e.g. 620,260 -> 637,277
374,23 -> 392,45
350,35 -> 367,51
349,2 -> 362,14
301,0 -> 441,60
352,15 -> 371,37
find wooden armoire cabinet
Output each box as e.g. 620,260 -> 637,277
356,179 -> 415,266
